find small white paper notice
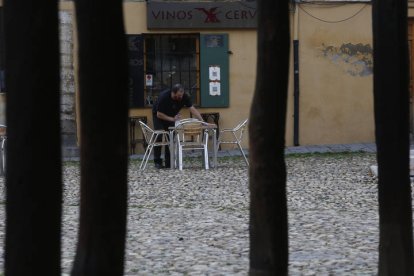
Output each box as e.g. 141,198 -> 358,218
209,66 -> 220,81
209,82 -> 221,96
145,74 -> 153,86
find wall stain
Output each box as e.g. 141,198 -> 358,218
319,43 -> 373,77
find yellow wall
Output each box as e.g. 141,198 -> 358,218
58,2 -> 377,150
123,2 -> 376,149
124,2 -> 255,151
24,2 -> 414,152
10,2 -> 414,152
6,0 -> 382,151
409,0 -> 414,17
291,3 -> 374,146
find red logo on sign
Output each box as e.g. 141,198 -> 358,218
195,7 -> 221,23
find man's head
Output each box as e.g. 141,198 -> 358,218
171,84 -> 184,101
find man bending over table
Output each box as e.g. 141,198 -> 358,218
152,83 -> 204,169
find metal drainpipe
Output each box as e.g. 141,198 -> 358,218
293,1 -> 300,146
293,40 -> 299,146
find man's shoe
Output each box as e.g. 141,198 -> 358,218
154,163 -> 164,169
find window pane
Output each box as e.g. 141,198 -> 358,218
144,34 -> 200,107
182,55 -> 198,71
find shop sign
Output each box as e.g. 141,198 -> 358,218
147,1 -> 257,29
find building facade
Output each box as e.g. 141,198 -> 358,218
2,0 -> 414,154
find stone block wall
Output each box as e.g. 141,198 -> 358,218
59,11 -> 78,158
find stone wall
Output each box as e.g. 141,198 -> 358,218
59,11 -> 78,157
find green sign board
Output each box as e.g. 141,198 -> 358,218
200,34 -> 229,107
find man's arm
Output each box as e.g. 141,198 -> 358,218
157,111 -> 181,122
189,106 -> 204,121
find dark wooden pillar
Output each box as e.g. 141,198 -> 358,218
248,0 -> 290,275
71,0 -> 129,275
4,0 -> 62,275
372,0 -> 414,274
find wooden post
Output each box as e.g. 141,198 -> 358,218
372,0 -> 414,274
70,0 -> 129,275
249,0 -> 290,274
4,0 -> 62,274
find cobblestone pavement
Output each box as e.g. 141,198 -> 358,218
0,146 -> 389,275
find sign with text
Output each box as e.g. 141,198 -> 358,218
147,1 -> 257,29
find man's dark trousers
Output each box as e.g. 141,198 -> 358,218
152,114 -> 171,168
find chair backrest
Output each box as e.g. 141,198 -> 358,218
175,121 -> 205,144
232,118 -> 248,142
138,121 -> 154,144
175,118 -> 202,127
139,121 -> 170,146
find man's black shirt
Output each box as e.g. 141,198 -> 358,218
152,90 -> 193,118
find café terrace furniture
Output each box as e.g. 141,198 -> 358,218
129,116 -> 148,155
168,120 -> 217,169
0,124 -> 6,175
201,112 -> 220,139
191,112 -> 220,142
215,118 -> 249,166
175,118 -> 201,124
174,120 -> 209,170
138,121 -> 170,170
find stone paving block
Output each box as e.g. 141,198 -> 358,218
344,143 -> 371,152
327,144 -> 349,152
285,147 -> 311,154
304,145 -> 332,153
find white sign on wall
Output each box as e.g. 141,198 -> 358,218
209,82 -> 221,96
209,66 -> 221,81
145,74 -> 153,86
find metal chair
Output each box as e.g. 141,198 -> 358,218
0,125 -> 6,175
129,116 -> 148,155
175,120 -> 209,170
138,121 -> 169,170
215,119 -> 249,166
